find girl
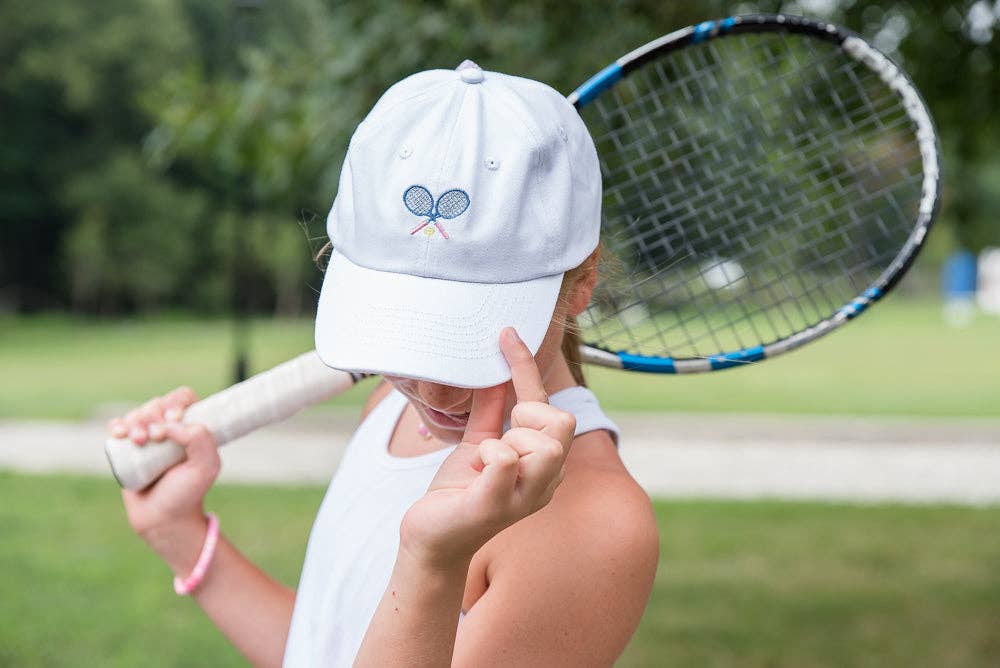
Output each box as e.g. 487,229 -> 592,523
111,61 -> 659,667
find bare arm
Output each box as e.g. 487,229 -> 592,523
111,388 -> 296,668
352,330 -> 658,667
353,438 -> 657,668
452,464 -> 659,667
146,517 -> 295,667
355,547 -> 471,667
355,329 -> 576,666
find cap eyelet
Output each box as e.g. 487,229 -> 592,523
398,146 -> 413,159
484,158 -> 500,171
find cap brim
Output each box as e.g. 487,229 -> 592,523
315,249 -> 562,388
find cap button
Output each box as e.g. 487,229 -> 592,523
456,59 -> 484,84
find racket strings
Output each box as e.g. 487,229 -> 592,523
436,190 -> 471,218
597,159 -> 917,351
595,165 -> 919,357
581,31 -> 924,361
599,170 -> 920,360
404,186 -> 434,216
601,86 -> 917,266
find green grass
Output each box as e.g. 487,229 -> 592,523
1,297 -> 999,419
1,471 -> 998,667
590,296 -> 1000,416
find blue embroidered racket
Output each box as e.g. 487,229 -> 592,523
404,185 -> 471,239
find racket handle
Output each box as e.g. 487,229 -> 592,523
104,350 -> 365,490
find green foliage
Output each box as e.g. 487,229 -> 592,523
0,0 -> 196,312
837,0 -> 1000,250
2,0 -> 999,314
61,151 -> 208,312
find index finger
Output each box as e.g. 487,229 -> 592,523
500,327 -> 547,404
162,386 -> 198,420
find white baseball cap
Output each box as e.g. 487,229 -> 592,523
315,61 -> 601,388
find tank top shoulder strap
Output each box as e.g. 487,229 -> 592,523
337,389 -> 409,468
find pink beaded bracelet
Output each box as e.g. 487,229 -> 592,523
174,513 -> 220,596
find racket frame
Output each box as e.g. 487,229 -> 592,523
106,14 -> 943,489
568,13 -> 941,374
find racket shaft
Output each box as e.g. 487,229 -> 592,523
105,351 -> 357,490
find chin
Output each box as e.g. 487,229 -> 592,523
427,425 -> 465,445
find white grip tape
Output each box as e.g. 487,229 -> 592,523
104,351 -> 356,490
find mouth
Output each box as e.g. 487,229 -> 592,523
420,405 -> 471,430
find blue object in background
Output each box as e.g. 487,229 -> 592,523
942,250 -> 978,297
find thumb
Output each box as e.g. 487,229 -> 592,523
462,383 -> 507,445
164,422 -> 220,479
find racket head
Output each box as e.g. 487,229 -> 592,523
569,14 -> 941,374
403,184 -> 434,217
436,189 -> 471,219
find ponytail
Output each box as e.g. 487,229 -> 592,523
558,244 -> 603,388
561,314 -> 587,387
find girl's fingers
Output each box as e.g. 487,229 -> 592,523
119,397 -> 167,445
128,424 -> 148,445
501,427 -> 566,503
158,386 -> 198,432
148,422 -> 166,441
110,386 -> 199,444
162,386 -> 198,420
471,438 -> 520,506
107,418 -> 128,439
499,327 -> 548,404
462,383 -> 506,445
510,401 -> 576,446
136,397 -> 166,423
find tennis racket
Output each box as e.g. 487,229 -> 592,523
107,13 -> 940,489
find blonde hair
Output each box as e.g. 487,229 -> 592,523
556,246 -> 601,387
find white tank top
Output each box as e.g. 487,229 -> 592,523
282,386 -> 619,667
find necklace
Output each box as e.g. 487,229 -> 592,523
417,422 -> 432,439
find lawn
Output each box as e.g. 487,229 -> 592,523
1,297 -> 998,419
0,472 -> 997,667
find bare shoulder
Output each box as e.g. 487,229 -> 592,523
492,427 -> 659,563
543,431 -> 660,593
555,429 -> 660,558
460,430 -> 660,665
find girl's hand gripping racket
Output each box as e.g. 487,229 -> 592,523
108,14 -> 940,490
104,352 -> 368,489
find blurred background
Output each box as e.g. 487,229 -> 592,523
1,0 -> 998,666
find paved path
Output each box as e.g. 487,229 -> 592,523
2,411 -> 999,505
